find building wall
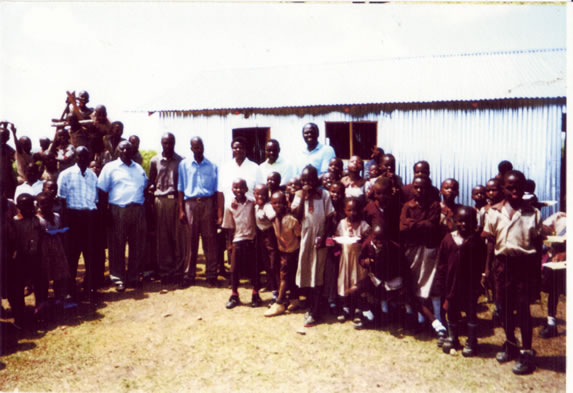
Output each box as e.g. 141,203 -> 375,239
141,101 -> 563,217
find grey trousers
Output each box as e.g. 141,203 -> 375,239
155,196 -> 188,280
183,197 -> 218,280
108,204 -> 146,285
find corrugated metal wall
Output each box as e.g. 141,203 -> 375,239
148,100 -> 564,218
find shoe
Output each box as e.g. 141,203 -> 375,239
287,299 -> 302,312
539,324 -> 558,338
304,314 -> 318,327
116,283 -> 125,293
462,323 -> 479,357
512,350 -> 536,375
496,340 -> 519,364
264,302 -> 286,317
251,293 -> 263,308
437,330 -> 447,348
328,302 -> 337,315
353,315 -> 374,330
226,295 -> 240,309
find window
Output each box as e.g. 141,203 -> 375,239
232,127 -> 270,164
325,121 -> 377,160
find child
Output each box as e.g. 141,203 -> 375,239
264,191 -> 302,317
439,178 -> 460,239
222,178 -> 261,309
381,154 -> 403,187
266,172 -> 282,195
364,177 -> 400,242
320,172 -> 335,191
400,175 -> 446,341
354,224 -> 415,329
323,181 -> 346,313
482,170 -> 543,375
40,153 -> 59,183
402,161 -> 441,203
285,177 -> 301,209
435,206 -> 485,356
36,193 -> 74,304
471,185 -> 487,218
254,184 -> 279,299
291,165 -> 335,327
364,163 -> 381,201
8,194 -> 46,327
335,198 -> 371,323
328,158 -> 344,182
495,160 -> 513,182
341,156 -> 366,200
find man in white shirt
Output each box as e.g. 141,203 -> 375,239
259,139 -> 294,188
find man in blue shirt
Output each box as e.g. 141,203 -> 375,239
298,122 -> 336,175
57,146 -> 99,301
97,140 -> 148,292
178,136 -> 223,287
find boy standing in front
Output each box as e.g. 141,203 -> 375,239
482,170 -> 543,375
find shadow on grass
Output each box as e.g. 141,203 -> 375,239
536,355 -> 566,373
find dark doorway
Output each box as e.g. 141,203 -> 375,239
232,127 -> 270,164
325,121 -> 377,160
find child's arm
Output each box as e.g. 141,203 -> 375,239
291,190 -> 305,221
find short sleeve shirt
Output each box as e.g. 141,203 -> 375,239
97,159 -> 147,207
222,199 -> 256,242
57,164 -> 98,210
298,143 -> 336,176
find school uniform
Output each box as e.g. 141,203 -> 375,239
272,214 -> 302,303
255,202 -> 279,291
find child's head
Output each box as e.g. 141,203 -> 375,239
270,191 -> 288,217
321,172 -> 335,190
471,185 -> 486,207
128,135 -> 140,152
267,172 -> 281,192
373,177 -> 392,207
43,152 -> 58,172
0,128 -> 10,145
371,224 -> 387,248
25,162 -> 40,184
16,193 -> 36,218
381,154 -> 396,176
344,198 -> 361,222
300,165 -> 319,190
232,178 -> 248,201
347,155 -> 363,175
42,180 -> 57,200
503,170 -> 526,204
371,147 -> 385,164
36,192 -> 54,214
39,137 -> 51,151
286,177 -> 301,197
413,160 -> 430,178
368,163 -> 381,179
328,158 -> 343,178
498,160 -> 513,176
19,136 -> 32,154
94,105 -> 108,122
440,178 -> 459,204
110,121 -> 124,139
89,160 -> 102,177
55,129 -> 70,145
485,178 -> 502,205
524,179 -> 536,194
413,175 -> 431,201
329,181 -> 345,205
254,184 -> 269,206
454,206 -> 477,238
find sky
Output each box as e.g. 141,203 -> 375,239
0,2 -> 567,152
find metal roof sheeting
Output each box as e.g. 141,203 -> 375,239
139,48 -> 565,113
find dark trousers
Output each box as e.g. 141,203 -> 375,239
155,197 -> 187,280
257,228 -> 279,290
108,204 -> 146,285
183,197 -> 217,280
65,209 -> 97,292
446,296 -> 478,325
93,204 -> 107,287
7,254 -> 47,324
230,240 -> 259,293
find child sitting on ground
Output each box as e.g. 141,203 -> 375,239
264,191 -> 302,317
222,178 -> 261,309
435,206 -> 485,357
335,198 -> 371,323
254,184 -> 279,300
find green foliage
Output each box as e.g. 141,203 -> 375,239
140,149 -> 157,176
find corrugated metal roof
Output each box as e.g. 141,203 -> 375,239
138,48 -> 565,113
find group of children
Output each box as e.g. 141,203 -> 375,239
1,105 -> 563,376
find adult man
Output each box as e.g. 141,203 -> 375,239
97,141 -> 147,292
14,163 -> 44,201
148,133 -> 186,289
259,139 -> 294,187
298,122 -> 336,175
178,136 -> 223,287
57,146 -> 99,301
219,136 -> 262,204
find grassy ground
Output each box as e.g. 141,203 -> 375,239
0,261 -> 566,393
